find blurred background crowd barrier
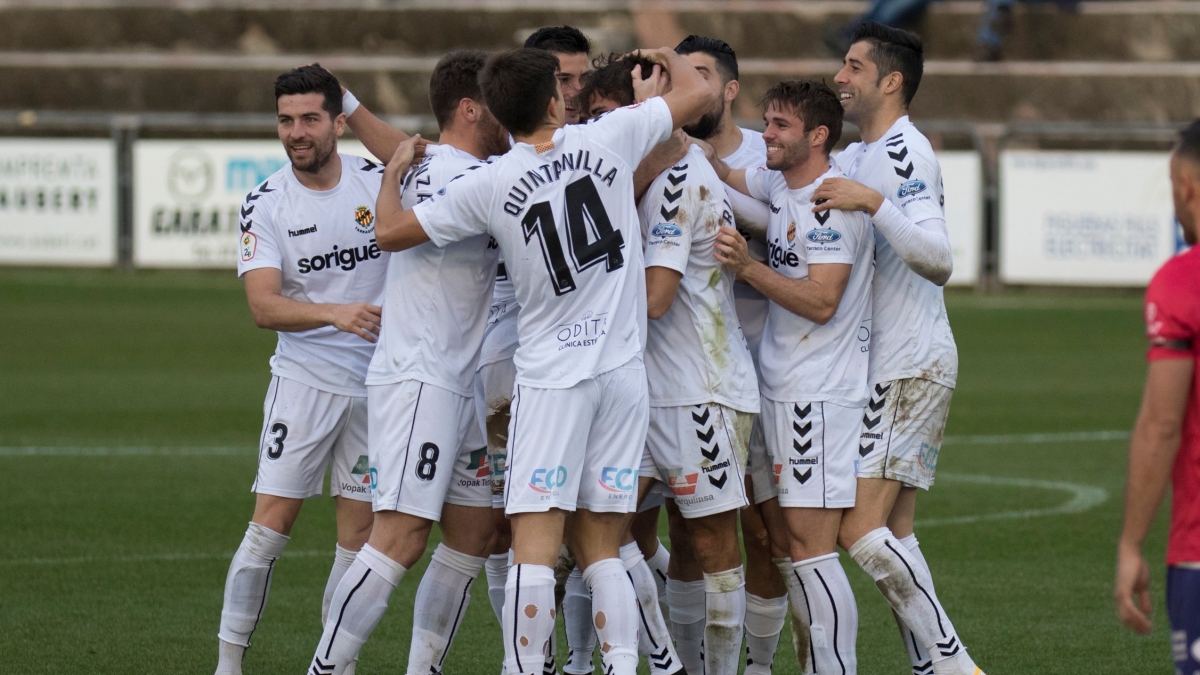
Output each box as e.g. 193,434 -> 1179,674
0,0 -> 1195,286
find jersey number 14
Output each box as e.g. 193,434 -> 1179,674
522,176 -> 625,296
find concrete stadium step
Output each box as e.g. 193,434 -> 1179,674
2,51 -> 1198,122
1,1 -> 1199,62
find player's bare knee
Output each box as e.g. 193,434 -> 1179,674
688,511 -> 741,572
250,494 -> 304,536
368,510 -> 434,567
491,508 -> 513,553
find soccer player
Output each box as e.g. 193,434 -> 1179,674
707,79 -> 874,674
1115,119 -> 1200,674
814,22 -> 984,675
672,34 -> 797,675
216,64 -> 385,675
306,50 -> 511,675
525,26 -> 593,125
348,46 -> 716,675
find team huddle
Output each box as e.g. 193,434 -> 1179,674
218,21 -> 985,675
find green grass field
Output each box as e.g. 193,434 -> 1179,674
0,268 -> 1173,674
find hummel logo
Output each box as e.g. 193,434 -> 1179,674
663,188 -> 683,203
310,657 -> 335,675
708,471 -> 728,489
701,443 -> 720,462
859,441 -> 875,457
887,147 -> 908,162
793,438 -> 812,455
794,467 -> 813,484
875,383 -> 893,396
770,203 -> 781,214
937,636 -> 961,657
793,421 -> 812,437
697,426 -> 715,443
894,162 -> 915,179
692,407 -> 710,425
240,204 -> 254,218
660,205 -> 679,220
794,403 -> 812,418
868,397 -> 886,412
667,173 -> 687,186
885,133 -> 904,147
814,208 -> 831,226
863,414 -> 882,430
913,660 -> 933,675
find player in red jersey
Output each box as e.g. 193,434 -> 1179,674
1116,120 -> 1200,674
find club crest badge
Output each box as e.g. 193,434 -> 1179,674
353,205 -> 374,233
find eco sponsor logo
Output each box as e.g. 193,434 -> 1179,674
297,241 -> 383,273
467,448 -> 490,478
806,228 -> 842,244
918,443 -> 939,472
599,466 -> 637,493
368,467 -> 379,490
529,466 -> 568,494
898,179 -> 927,198
651,224 -> 682,238
341,455 -> 372,495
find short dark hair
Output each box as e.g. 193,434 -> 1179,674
480,48 -> 561,136
1178,119 -> 1200,165
428,49 -> 488,129
849,21 -> 924,107
760,79 -> 843,153
576,53 -> 658,113
274,64 -> 342,117
675,35 -> 739,82
524,25 -> 591,55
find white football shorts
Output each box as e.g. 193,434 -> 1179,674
745,413 -> 779,505
761,397 -> 859,509
504,359 -> 648,515
856,379 -> 953,490
368,380 -> 491,520
647,403 -> 752,518
251,376 -> 372,502
475,356 -> 517,509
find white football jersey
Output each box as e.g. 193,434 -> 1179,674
723,128 -> 770,362
745,163 -> 874,407
640,144 -> 759,412
365,145 -> 498,394
478,255 -> 520,369
236,153 -> 388,397
414,97 -> 674,389
835,116 -> 957,387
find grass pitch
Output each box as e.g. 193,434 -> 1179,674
0,268 -> 1172,674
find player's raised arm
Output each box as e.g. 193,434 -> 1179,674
640,47 -> 718,131
341,86 -> 412,164
374,135 -> 431,252
694,136 -> 752,198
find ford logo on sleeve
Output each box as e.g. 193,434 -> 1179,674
898,179 -> 927,198
651,224 -> 682,237
806,228 -> 842,243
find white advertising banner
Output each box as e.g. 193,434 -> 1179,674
133,140 -> 373,268
1000,151 -> 1176,286
0,138 -> 116,265
938,151 -> 982,285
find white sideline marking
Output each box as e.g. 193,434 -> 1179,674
915,472 -> 1109,528
942,430 -> 1130,445
0,549 -> 329,567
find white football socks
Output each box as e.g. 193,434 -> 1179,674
323,545 -> 358,626
774,556 -> 813,675
644,539 -> 672,623
703,567 -> 747,675
216,522 -> 289,675
743,591 -> 788,675
563,567 -> 595,675
582,558 -> 641,675
666,578 -> 705,675
406,544 -> 487,675
894,534 -> 934,675
503,564 -> 557,675
309,544 -> 407,675
848,528 -> 977,675
486,552 -> 511,626
786,553 -> 858,675
619,542 -> 682,674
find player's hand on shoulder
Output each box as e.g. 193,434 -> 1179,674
386,134 -> 423,174
812,177 -> 884,217
1113,540 -> 1154,634
646,130 -> 690,169
329,302 -> 383,343
714,226 -> 752,274
688,135 -> 717,165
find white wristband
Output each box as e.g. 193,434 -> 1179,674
342,89 -> 360,117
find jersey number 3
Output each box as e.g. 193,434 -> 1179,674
522,176 -> 624,296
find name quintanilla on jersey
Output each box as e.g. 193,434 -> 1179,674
297,240 -> 384,274
502,150 -> 620,217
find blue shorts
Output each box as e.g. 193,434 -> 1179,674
1169,566 -> 1200,673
